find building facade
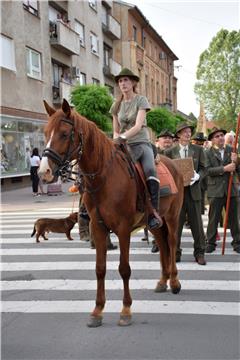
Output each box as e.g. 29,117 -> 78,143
1,0 -> 178,189
0,0 -> 121,188
112,1 -> 178,110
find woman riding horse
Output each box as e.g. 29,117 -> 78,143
39,97 -> 183,328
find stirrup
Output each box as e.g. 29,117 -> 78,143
148,213 -> 163,229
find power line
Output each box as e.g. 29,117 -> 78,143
144,2 -> 230,27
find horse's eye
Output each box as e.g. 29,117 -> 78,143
60,132 -> 69,140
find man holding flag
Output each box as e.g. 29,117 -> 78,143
205,127 -> 240,254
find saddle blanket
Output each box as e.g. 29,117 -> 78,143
156,161 -> 178,197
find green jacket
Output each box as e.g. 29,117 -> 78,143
205,145 -> 240,198
164,144 -> 206,201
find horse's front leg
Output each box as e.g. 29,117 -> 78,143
87,222 -> 108,328
118,228 -> 132,326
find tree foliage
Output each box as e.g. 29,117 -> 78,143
70,84 -> 113,132
194,29 -> 240,130
146,107 -> 182,134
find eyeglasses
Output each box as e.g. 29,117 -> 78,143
213,133 -> 225,139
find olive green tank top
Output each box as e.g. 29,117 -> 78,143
109,94 -> 151,145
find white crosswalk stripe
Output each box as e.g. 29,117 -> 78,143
1,208 -> 239,317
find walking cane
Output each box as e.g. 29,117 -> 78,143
222,114 -> 240,255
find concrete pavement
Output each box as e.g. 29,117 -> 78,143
1,182 -> 79,211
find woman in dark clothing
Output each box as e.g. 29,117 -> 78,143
30,147 -> 41,196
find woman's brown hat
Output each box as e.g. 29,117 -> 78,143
115,68 -> 140,83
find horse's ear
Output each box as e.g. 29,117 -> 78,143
43,100 -> 56,116
62,98 -> 71,118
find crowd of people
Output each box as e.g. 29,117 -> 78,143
76,67 -> 240,262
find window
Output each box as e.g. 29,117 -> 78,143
92,78 -> 100,85
103,44 -> 111,66
0,35 -> 16,71
52,62 -> 63,88
75,20 -> 85,47
23,0 -> 38,16
133,25 -> 137,42
90,32 -> 99,54
102,5 -> 108,26
79,72 -> 86,85
141,30 -> 146,48
89,0 -> 97,11
26,47 -> 41,80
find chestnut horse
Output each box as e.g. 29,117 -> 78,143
39,99 -> 184,327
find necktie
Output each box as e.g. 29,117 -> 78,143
184,147 -> 187,158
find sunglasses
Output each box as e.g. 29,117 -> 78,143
213,133 -> 225,139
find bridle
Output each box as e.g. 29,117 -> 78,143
42,117 -> 83,179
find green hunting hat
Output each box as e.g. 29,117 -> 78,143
115,68 -> 140,83
208,127 -> 227,141
192,132 -> 207,142
157,129 -> 175,139
175,123 -> 194,137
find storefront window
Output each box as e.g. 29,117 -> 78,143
1,116 -> 46,177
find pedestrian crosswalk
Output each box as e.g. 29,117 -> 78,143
1,208 -> 239,317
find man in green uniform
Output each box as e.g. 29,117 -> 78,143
165,123 -> 207,265
205,127 -> 240,254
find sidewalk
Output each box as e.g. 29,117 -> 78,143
1,182 -> 80,212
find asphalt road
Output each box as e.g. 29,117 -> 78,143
1,187 -> 239,360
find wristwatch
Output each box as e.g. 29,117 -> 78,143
120,134 -> 127,140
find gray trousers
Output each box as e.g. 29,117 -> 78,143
177,186 -> 206,257
129,143 -> 158,181
207,196 -> 240,248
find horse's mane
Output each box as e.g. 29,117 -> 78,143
45,108 -> 114,169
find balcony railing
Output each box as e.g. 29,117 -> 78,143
103,59 -> 121,78
136,44 -> 144,66
102,15 -> 121,40
49,20 -> 80,55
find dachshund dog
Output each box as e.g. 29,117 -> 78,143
31,212 -> 78,243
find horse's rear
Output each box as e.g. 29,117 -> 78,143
151,155 -> 184,293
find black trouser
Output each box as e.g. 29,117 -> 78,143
177,186 -> 206,257
207,196 -> 240,248
30,166 -> 39,193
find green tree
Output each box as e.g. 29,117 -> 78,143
70,84 -> 113,132
146,107 -> 181,134
194,29 -> 240,130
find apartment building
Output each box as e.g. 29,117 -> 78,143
112,1 -> 178,111
0,0 -> 121,188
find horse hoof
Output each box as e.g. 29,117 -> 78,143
87,316 -> 102,328
171,284 -> 181,294
154,283 -> 168,293
118,315 -> 132,326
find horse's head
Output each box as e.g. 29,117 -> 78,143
39,99 -> 82,183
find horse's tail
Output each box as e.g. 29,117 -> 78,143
31,226 -> 36,237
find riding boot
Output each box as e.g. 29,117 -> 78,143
147,178 -> 163,229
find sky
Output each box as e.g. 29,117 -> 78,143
127,0 -> 240,117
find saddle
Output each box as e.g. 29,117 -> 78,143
135,161 -> 178,198
114,142 -> 178,213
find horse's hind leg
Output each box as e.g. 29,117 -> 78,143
167,221 -> 181,294
153,225 -> 170,293
87,223 -> 107,327
118,229 -> 132,326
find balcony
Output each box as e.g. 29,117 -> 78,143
52,81 -> 73,105
102,15 -> 121,40
136,44 -> 144,66
103,59 -> 121,79
49,20 -> 80,55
